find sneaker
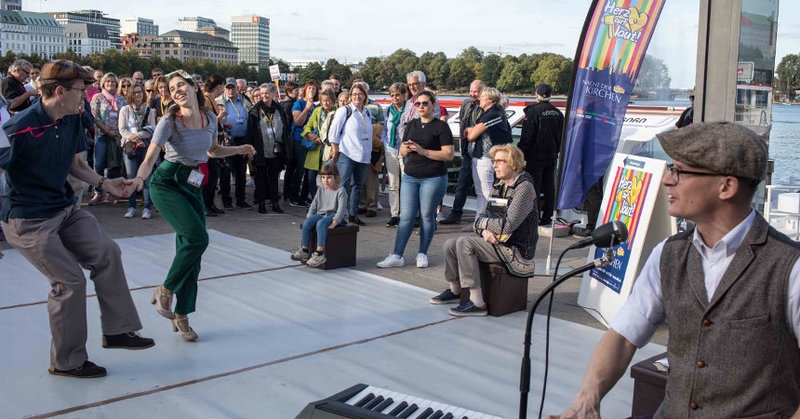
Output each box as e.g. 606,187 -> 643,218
438,214 -> 461,225
124,208 -> 135,218
141,209 -> 152,219
306,252 -> 327,268
348,216 -> 366,226
88,193 -> 104,206
377,254 -> 404,268
416,253 -> 428,268
448,300 -> 488,317
289,200 -> 307,207
290,247 -> 309,262
386,217 -> 400,227
573,226 -> 594,238
237,202 -> 252,209
436,211 -> 446,222
429,289 -> 460,305
48,360 -> 107,378
102,332 -> 155,350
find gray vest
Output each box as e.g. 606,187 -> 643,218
656,215 -> 800,418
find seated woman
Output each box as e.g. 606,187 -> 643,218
430,144 -> 539,317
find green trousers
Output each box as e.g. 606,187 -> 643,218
149,160 -> 208,315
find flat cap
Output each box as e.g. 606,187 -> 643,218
657,121 -> 767,181
38,60 -> 95,86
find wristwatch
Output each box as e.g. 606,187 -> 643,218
97,177 -> 107,189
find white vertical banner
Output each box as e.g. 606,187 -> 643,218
577,153 -> 676,326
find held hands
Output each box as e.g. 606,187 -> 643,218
105,177 -> 137,197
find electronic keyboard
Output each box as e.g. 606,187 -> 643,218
296,383 -> 506,419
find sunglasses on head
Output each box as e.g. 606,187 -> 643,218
414,101 -> 430,108
165,70 -> 194,84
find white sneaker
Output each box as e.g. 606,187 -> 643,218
377,254 -> 404,268
416,253 -> 428,268
142,208 -> 152,219
124,208 -> 135,218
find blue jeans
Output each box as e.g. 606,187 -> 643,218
93,135 -> 109,193
393,174 -> 447,256
301,214 -> 334,249
123,150 -> 151,209
337,153 -> 367,216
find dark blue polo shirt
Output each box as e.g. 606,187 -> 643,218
0,100 -> 87,222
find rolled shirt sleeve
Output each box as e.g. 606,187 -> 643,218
609,240 -> 667,348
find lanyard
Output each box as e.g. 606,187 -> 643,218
352,106 -> 369,136
260,108 -> 274,125
472,107 -> 484,124
227,97 -> 242,118
160,100 -> 169,116
12,120 -> 60,138
179,112 -> 206,129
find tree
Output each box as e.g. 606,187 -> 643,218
497,62 -> 527,92
386,49 -> 418,78
447,57 -> 475,90
458,46 -> 483,63
634,55 -> 671,96
531,54 -> 571,94
479,54 -> 502,86
776,54 -> 800,101
324,58 -> 352,81
298,62 -> 326,84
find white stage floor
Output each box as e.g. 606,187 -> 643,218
0,231 -> 665,418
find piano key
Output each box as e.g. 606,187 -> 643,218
354,393 -> 375,408
374,397 -> 394,411
363,395 -> 385,410
442,413 -> 454,419
415,407 -> 435,419
344,385 -> 377,405
380,394 -> 409,415
388,401 -> 409,416
429,410 -> 444,419
398,403 -> 419,418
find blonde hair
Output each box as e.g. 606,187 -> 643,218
481,87 -> 503,105
489,144 -> 525,172
100,72 -> 119,94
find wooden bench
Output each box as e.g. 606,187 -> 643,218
459,262 -> 529,316
308,224 -> 359,270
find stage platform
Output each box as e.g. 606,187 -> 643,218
0,231 -> 665,418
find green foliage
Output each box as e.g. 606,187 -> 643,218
298,62 -> 326,85
324,59 -> 352,83
447,57 -> 475,90
531,54 -> 572,93
776,54 -> 800,101
479,54 -> 502,87
496,62 -> 527,92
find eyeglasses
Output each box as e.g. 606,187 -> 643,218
121,84 -> 131,88
414,101 -> 430,108
146,89 -> 154,93
491,158 -> 507,165
666,164 -> 721,184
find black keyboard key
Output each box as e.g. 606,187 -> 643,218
354,393 -> 375,408
417,407 -> 434,419
442,414 -> 454,419
398,404 -> 418,418
374,397 -> 393,411
430,410 -> 444,419
363,395 -> 384,410
388,401 -> 408,416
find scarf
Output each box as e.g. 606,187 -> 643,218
388,103 -> 405,148
102,90 -> 119,112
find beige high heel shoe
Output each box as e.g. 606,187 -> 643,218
172,315 -> 198,341
150,286 -> 175,319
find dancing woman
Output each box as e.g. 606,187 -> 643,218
132,70 -> 255,341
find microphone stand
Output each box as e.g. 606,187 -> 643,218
518,249 -> 615,419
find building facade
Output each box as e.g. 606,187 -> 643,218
65,23 -> 110,57
230,15 -> 270,71
120,17 -> 158,37
0,11 -> 66,59
177,16 -> 216,32
1,0 -> 21,11
196,25 -> 229,41
49,10 -> 120,50
150,30 -> 237,65
120,33 -> 154,57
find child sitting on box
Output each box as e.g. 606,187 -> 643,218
291,163 -> 348,268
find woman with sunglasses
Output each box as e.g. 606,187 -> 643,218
132,70 -> 255,341
118,83 -> 155,219
377,91 -> 454,268
143,79 -> 156,107
117,77 -> 133,99
462,87 -> 512,221
88,72 -> 127,206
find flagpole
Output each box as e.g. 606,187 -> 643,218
545,0 -> 600,275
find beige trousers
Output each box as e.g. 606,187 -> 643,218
443,235 -> 502,288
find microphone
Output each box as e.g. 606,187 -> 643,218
567,220 -> 629,250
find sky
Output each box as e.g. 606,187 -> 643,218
25,0 -> 800,88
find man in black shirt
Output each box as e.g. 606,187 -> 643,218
676,90 -> 694,128
2,59 -> 39,113
519,83 -> 564,225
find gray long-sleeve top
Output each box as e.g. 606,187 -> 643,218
307,185 -> 348,224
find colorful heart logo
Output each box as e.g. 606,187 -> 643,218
627,7 -> 648,34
